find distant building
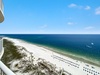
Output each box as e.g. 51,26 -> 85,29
0,0 -> 4,23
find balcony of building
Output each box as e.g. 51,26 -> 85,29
0,0 -> 4,23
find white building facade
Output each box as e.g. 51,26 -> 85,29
0,0 -> 4,23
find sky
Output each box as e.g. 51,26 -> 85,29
0,0 -> 100,34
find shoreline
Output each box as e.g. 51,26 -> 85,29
5,37 -> 100,67
3,37 -> 100,75
34,44 -> 100,67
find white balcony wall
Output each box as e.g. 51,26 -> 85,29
0,38 -> 3,59
0,0 -> 4,22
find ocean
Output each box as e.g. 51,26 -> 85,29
1,34 -> 100,65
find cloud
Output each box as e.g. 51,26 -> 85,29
84,6 -> 91,10
95,7 -> 100,15
40,24 -> 48,29
68,3 -> 77,8
68,4 -> 91,10
85,26 -> 94,30
67,22 -> 75,25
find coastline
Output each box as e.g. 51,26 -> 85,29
3,37 -> 100,75
5,37 -> 100,67
18,40 -> 100,67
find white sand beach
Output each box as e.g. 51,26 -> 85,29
4,37 -> 100,75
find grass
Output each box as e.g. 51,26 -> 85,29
1,39 -> 65,75
1,39 -> 23,68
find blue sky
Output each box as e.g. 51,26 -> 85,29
0,0 -> 100,34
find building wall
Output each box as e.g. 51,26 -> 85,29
0,38 -> 2,52
0,0 -> 3,11
0,38 -> 3,59
0,0 -> 4,22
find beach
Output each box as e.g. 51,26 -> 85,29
3,37 -> 100,75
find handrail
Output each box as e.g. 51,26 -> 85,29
0,68 -> 6,75
0,37 -> 16,75
0,61 -> 15,75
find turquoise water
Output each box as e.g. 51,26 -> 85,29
1,34 -> 100,64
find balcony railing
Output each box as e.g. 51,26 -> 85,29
0,37 -> 15,75
0,68 -> 6,75
0,61 -> 15,75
